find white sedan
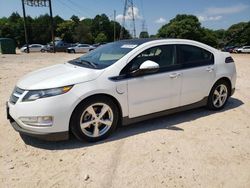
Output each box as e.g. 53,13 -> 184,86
20,44 -> 45,53
237,46 -> 250,53
67,44 -> 95,53
7,39 -> 236,142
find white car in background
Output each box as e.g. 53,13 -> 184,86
20,44 -> 45,53
67,44 -> 95,53
236,46 -> 250,53
7,39 -> 236,142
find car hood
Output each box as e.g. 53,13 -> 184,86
17,63 -> 104,90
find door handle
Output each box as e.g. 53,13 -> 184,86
169,73 -> 181,78
206,66 -> 214,72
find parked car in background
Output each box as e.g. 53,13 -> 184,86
20,44 -> 45,53
67,44 -> 95,53
236,46 -> 250,53
45,40 -> 73,52
7,39 -> 236,142
232,47 -> 240,53
92,42 -> 107,48
223,46 -> 236,53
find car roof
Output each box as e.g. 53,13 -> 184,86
115,38 -> 217,53
116,38 -> 207,46
117,38 -> 159,45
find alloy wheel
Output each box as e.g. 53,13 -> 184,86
213,84 -> 228,108
80,103 -> 114,138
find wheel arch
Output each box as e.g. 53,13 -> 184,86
212,77 -> 232,96
69,93 -> 123,129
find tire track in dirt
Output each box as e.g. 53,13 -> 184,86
103,138 -> 126,188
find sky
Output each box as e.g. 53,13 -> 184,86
0,0 -> 250,36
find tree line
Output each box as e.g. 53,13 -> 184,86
0,12 -> 130,47
156,14 -> 250,48
0,12 -> 249,48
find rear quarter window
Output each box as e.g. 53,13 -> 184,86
178,44 -> 214,68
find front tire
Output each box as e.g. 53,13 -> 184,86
207,80 -> 230,110
70,96 -> 119,142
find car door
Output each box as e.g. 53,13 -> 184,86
121,45 -> 183,118
243,46 -> 250,53
28,45 -> 35,52
33,45 -> 41,52
80,45 -> 90,53
177,44 -> 215,106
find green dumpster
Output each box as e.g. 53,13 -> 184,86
0,38 -> 16,54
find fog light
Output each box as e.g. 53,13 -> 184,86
19,116 -> 53,127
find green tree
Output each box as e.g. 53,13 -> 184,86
73,21 -> 93,43
157,14 -> 202,40
56,20 -> 75,42
139,31 -> 149,38
31,14 -> 51,44
71,15 -> 80,24
214,29 -> 226,48
225,22 -> 250,46
200,28 -> 218,47
95,32 -> 107,43
157,14 -> 219,47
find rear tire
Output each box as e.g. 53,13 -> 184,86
207,80 -> 230,110
70,96 -> 119,142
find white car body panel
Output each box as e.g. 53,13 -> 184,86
127,72 -> 181,118
8,39 -> 237,139
17,63 -> 104,90
180,65 -> 215,106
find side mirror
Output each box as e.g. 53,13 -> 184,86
131,60 -> 159,76
139,60 -> 159,71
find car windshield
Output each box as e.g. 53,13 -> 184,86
68,41 -> 139,69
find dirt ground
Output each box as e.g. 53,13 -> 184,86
0,52 -> 250,188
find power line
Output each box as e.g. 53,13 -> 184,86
56,0 -> 83,17
67,0 -> 94,17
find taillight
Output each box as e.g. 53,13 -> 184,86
225,56 -> 234,63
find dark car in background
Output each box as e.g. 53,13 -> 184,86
223,46 -> 236,53
45,40 -> 73,52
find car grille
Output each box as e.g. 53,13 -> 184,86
9,87 -> 25,104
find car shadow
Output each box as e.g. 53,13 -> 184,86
20,97 -> 244,150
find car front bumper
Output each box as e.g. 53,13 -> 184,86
7,102 -> 69,141
6,87 -> 78,141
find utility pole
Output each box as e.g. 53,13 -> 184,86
21,0 -> 55,53
114,10 -> 116,41
48,0 -> 55,53
21,0 -> 29,53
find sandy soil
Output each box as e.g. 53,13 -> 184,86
0,52 -> 250,188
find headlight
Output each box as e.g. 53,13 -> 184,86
22,85 -> 73,102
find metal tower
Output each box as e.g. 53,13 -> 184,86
141,20 -> 147,32
120,0 -> 136,39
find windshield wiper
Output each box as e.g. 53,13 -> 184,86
80,59 -> 97,68
69,58 -> 97,68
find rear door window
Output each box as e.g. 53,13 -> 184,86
177,45 -> 214,68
